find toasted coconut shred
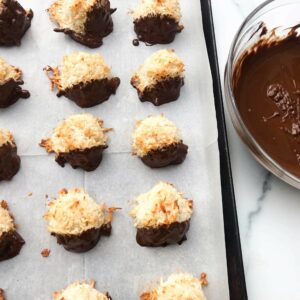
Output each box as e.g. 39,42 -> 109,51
0,129 -> 14,148
141,273 -> 207,300
0,201 -> 16,238
48,0 -> 97,34
53,280 -> 109,300
40,113 -> 110,154
131,49 -> 185,92
132,0 -> 182,23
44,188 -> 115,235
132,114 -> 182,157
0,58 -> 22,85
130,182 -> 193,228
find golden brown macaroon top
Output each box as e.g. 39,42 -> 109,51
0,58 -> 22,85
0,129 -> 15,148
0,201 -> 16,238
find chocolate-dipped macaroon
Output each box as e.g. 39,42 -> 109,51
0,58 -> 30,108
0,0 -> 33,46
130,182 -> 193,247
45,52 -> 120,108
0,129 -> 21,181
53,280 -> 112,300
132,0 -> 183,45
131,49 -> 184,106
0,200 -> 25,262
48,0 -> 116,48
40,113 -> 111,171
44,188 -> 117,253
140,273 -> 207,300
132,115 -> 188,168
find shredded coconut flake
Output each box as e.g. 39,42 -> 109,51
0,58 -> 22,85
131,49 -> 184,92
132,114 -> 182,157
0,129 -> 14,147
53,281 -> 109,300
40,113 -> 109,154
141,273 -> 206,300
44,188 -> 114,235
130,182 -> 193,228
0,201 -> 15,238
132,0 -> 182,23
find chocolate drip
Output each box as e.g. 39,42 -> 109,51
141,142 -> 188,168
0,230 -> 25,261
134,15 -> 183,45
53,223 -> 112,253
132,76 -> 184,106
55,145 -> 108,172
58,78 -> 120,108
0,143 -> 20,181
136,220 -> 190,247
0,0 -> 33,46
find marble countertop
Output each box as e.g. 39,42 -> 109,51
211,0 -> 300,299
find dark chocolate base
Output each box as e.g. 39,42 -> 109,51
0,79 -> 30,108
54,1 -> 116,48
57,78 -> 120,108
141,142 -> 188,168
134,15 -> 183,45
0,0 -> 33,46
0,230 -> 25,261
136,220 -> 190,247
53,224 -> 112,253
0,143 -> 21,181
132,77 -> 184,106
55,145 -> 107,172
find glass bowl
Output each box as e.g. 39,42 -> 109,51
224,0 -> 300,189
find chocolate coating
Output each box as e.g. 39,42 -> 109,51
0,0 -> 33,46
141,142 -> 188,168
136,220 -> 190,247
0,230 -> 25,261
53,223 -> 112,253
58,78 -> 120,108
54,0 -> 116,48
132,76 -> 184,106
0,143 -> 21,181
55,145 -> 108,172
0,79 -> 30,108
134,15 -> 183,45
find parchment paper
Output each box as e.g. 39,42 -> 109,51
0,1 -> 229,299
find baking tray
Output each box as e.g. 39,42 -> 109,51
200,0 -> 248,299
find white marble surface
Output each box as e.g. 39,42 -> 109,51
212,0 -> 300,299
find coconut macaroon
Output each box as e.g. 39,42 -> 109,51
0,58 -> 30,108
0,200 -> 25,262
45,52 -> 120,108
53,281 -> 112,300
0,129 -> 21,182
132,115 -> 188,168
0,0 -> 33,46
44,188 -> 117,253
48,0 -> 116,48
140,273 -> 207,300
130,182 -> 193,247
132,0 -> 183,45
131,49 -> 185,106
40,113 -> 111,172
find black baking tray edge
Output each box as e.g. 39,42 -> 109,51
200,1 -> 248,299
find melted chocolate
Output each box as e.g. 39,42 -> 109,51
55,145 -> 107,172
53,223 -> 112,253
141,142 -> 188,168
233,25 -> 300,178
58,78 -> 120,108
54,0 -> 116,48
134,15 -> 183,45
0,230 -> 25,261
0,79 -> 30,108
0,0 -> 33,46
0,143 -> 20,181
136,220 -> 190,247
132,76 -> 184,106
